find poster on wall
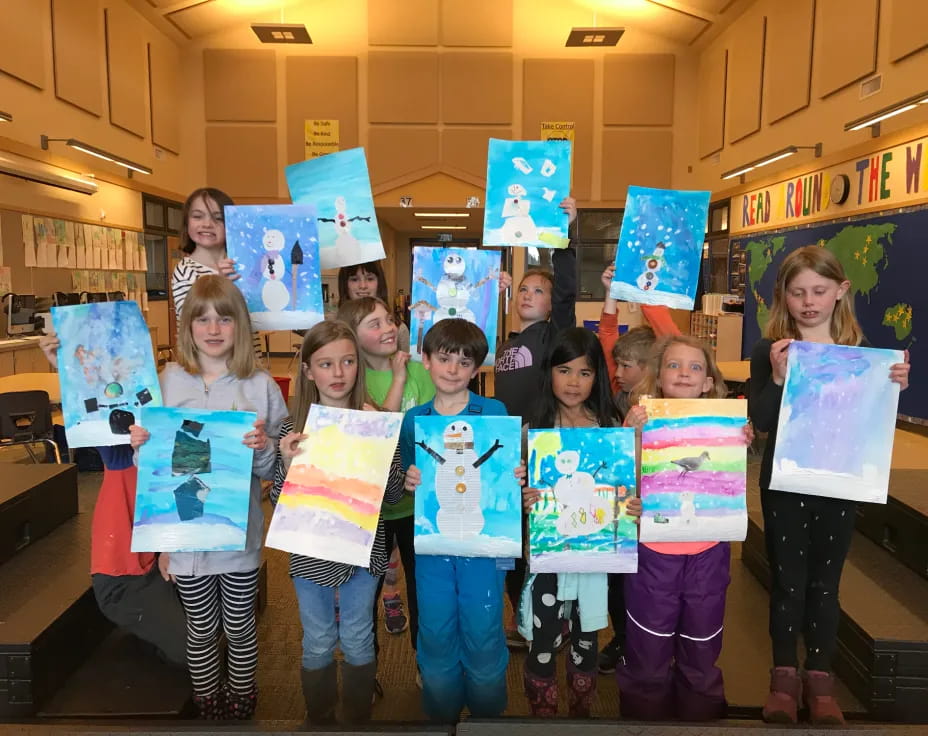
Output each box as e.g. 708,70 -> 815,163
304,119 -> 340,160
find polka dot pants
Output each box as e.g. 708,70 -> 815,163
525,573 -> 597,678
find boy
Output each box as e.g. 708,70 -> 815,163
402,319 -> 519,722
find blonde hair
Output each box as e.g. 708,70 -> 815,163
292,321 -> 369,432
336,297 -> 394,362
764,245 -> 862,345
631,335 -> 728,403
175,275 -> 259,379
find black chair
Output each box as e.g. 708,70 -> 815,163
0,390 -> 62,463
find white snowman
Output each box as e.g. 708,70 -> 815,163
500,183 -> 539,244
636,241 -> 668,293
416,422 -> 504,539
552,450 -> 611,538
434,252 -> 477,322
333,196 -> 363,264
679,490 -> 697,526
260,228 -> 289,312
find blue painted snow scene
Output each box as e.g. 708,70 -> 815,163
483,138 -> 573,249
224,205 -> 323,331
609,185 -> 711,310
131,407 -> 257,552
284,147 -> 384,270
528,428 -> 638,573
52,301 -> 162,448
410,246 -> 501,366
414,415 -> 522,558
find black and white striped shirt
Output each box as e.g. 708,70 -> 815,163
271,419 -> 405,586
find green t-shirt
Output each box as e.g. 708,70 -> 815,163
366,361 -> 436,519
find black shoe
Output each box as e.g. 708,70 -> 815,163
598,637 -> 622,674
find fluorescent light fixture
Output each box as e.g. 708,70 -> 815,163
414,212 -> 470,218
0,152 -> 97,195
251,23 -> 312,44
565,27 -> 624,47
0,111 -> 12,122
40,135 -> 152,176
721,143 -> 822,181
845,91 -> 928,133
421,225 -> 467,230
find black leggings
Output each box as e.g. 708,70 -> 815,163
525,573 -> 597,678
606,573 -> 626,647
761,488 -> 856,672
373,514 -> 418,653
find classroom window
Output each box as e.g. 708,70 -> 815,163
142,194 -> 183,300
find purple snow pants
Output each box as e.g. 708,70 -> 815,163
616,542 -> 731,721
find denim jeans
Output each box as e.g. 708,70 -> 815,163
293,570 -> 379,670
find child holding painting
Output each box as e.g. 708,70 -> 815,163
130,275 -> 287,719
616,335 -> 752,721
749,246 -> 910,726
271,320 -> 404,725
401,318 -> 525,723
519,327 -> 641,717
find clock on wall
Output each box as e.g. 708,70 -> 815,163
830,173 -> 850,205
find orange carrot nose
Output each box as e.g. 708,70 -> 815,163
446,433 -> 462,439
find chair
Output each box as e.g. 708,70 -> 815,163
0,390 -> 62,463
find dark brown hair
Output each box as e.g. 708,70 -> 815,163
179,187 -> 234,254
337,261 -> 388,305
422,318 -> 489,366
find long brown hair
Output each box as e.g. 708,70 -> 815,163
179,187 -> 234,254
764,245 -> 862,345
175,275 -> 259,379
631,335 -> 728,403
291,321 -> 369,432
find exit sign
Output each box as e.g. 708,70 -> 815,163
438,233 -> 453,242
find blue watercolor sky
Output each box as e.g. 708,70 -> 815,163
610,186 -> 711,309
414,415 -> 522,543
528,427 -> 637,492
483,139 -> 572,248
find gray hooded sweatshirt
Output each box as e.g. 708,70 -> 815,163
159,363 -> 288,576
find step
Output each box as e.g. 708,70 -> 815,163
743,510 -> 928,723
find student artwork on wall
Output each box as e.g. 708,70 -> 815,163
52,301 -> 162,448
266,405 -> 403,567
483,138 -> 573,249
609,186 -> 711,310
527,428 -> 638,573
414,415 -> 522,558
284,147 -> 385,270
771,341 -> 902,504
410,246 -> 501,366
131,407 -> 256,552
639,398 -> 748,543
224,205 -> 324,331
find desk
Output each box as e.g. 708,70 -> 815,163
718,360 -> 750,384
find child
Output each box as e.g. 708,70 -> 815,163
271,320 -> 404,724
401,318 -> 523,722
749,246 -> 909,725
338,260 -> 411,353
130,275 -> 288,719
616,335 -> 751,721
519,327 -> 641,717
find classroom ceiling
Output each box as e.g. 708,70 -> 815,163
140,0 -> 749,47
376,207 -> 485,237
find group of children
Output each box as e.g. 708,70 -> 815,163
40,185 -> 910,726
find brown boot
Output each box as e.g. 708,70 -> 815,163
762,666 -> 800,724
524,670 -> 559,717
566,662 -> 596,717
803,670 -> 845,726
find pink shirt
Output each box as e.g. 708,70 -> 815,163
643,541 -> 719,556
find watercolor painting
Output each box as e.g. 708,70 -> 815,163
52,301 -> 162,448
414,415 -> 522,558
609,186 -> 711,310
410,246 -> 501,366
483,138 -> 573,249
284,148 -> 384,270
528,428 -> 638,573
224,205 -> 324,331
131,407 -> 256,552
266,405 -> 403,567
771,341 -> 902,504
639,398 -> 747,543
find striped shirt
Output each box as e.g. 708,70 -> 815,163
271,419 -> 405,586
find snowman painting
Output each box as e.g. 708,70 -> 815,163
415,421 -> 504,539
415,252 -> 495,324
551,450 -> 612,538
500,183 -> 539,244
318,195 -> 365,265
636,241 -> 668,293
678,490 -> 697,526
260,228 -> 290,312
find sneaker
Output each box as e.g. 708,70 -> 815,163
383,593 -> 408,634
598,637 -> 622,674
506,628 -> 528,650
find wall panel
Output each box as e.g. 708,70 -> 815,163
105,5 -> 146,138
697,47 -> 727,159
202,49 -> 276,122
441,127 -> 512,181
148,39 -> 181,153
441,53 -> 512,124
367,127 -> 440,186
0,0 -> 46,89
815,0 -> 878,98
765,0 -> 814,124
205,126 -> 278,197
603,54 -> 674,126
727,15 -> 766,143
52,0 -> 104,116
368,52 -> 439,124
888,0 -> 928,62
441,0 -> 513,46
601,130 -> 673,200
368,0 -> 438,45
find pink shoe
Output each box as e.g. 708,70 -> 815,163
803,670 -> 845,726
762,666 -> 800,724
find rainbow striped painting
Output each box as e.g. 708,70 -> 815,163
639,398 -> 747,543
266,405 -> 403,566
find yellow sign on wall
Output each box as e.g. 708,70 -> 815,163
304,119 -> 340,159
540,121 -> 575,143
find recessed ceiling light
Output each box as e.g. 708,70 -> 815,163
414,212 -> 470,218
421,225 -> 467,230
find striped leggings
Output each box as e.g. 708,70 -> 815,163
174,569 -> 259,697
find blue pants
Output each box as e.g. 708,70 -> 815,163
293,570 -> 379,670
415,554 -> 508,722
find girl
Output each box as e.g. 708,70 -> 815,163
520,327 -> 641,717
271,320 -> 404,725
130,275 -> 288,719
616,335 -> 751,721
749,246 -> 909,725
338,260 -> 411,353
